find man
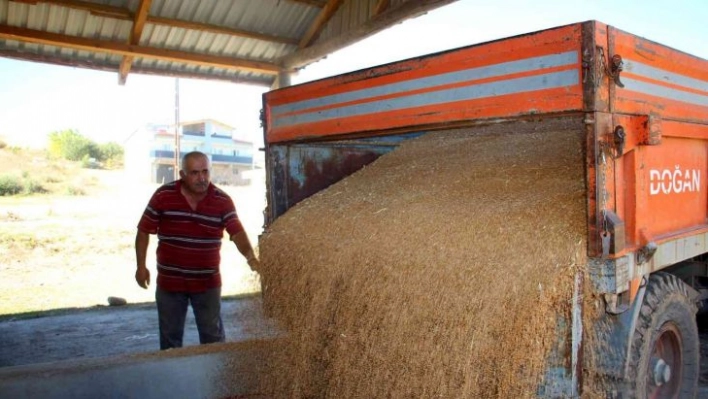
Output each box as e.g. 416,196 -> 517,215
135,151 -> 260,350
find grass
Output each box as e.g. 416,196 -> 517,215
0,232 -> 42,250
0,147 -> 101,197
0,175 -> 23,195
0,175 -> 48,196
65,185 -> 86,196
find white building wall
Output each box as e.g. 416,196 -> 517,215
124,127 -> 154,183
125,120 -> 256,185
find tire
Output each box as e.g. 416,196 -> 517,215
626,272 -> 699,398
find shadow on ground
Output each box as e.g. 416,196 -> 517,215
0,294 -> 278,368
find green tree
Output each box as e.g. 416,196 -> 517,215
98,142 -> 124,162
47,129 -> 124,168
48,129 -> 93,161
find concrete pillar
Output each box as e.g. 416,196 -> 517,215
272,70 -> 292,89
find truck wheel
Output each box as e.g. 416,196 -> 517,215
626,272 -> 699,398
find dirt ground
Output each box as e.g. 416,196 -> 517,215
0,168 -> 264,316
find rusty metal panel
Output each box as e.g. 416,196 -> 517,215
581,20 -> 610,113
265,133 -> 420,224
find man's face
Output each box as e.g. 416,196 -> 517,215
180,155 -> 210,195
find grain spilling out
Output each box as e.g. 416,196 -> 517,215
258,118 -> 588,397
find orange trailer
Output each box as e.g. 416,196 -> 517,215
262,20 -> 708,397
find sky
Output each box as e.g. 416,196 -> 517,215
0,0 -> 706,148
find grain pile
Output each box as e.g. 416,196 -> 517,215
258,117 -> 588,398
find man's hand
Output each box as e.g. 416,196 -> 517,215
247,257 -> 261,272
135,231 -> 151,289
135,267 -> 150,289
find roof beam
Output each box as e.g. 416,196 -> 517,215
299,0 -> 344,49
118,0 -> 152,85
8,0 -> 298,45
0,25 -> 281,74
0,49 -> 274,84
10,0 -> 131,19
148,17 -> 299,46
374,0 -> 390,16
282,0 -> 458,69
287,0 -> 327,6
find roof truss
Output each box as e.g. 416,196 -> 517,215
118,0 -> 152,84
0,25 -> 281,73
0,0 -> 457,85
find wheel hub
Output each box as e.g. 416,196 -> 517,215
647,322 -> 683,398
651,357 -> 671,386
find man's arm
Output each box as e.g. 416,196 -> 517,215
231,230 -> 260,271
135,230 -> 151,289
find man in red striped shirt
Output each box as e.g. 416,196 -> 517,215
135,151 -> 260,350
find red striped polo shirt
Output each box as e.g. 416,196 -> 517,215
137,180 -> 244,293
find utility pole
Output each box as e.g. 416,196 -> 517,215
173,77 -> 181,181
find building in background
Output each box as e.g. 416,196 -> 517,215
124,119 -> 258,185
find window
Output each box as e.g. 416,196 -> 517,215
183,123 -> 206,136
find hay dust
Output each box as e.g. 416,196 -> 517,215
256,117 -> 590,398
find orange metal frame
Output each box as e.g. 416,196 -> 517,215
599,24 -> 708,258
265,23 -> 585,143
263,21 -> 708,263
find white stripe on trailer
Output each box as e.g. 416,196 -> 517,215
272,51 -> 579,116
273,69 -> 580,128
621,77 -> 708,108
624,59 -> 708,93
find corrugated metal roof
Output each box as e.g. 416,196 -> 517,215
0,0 -> 457,86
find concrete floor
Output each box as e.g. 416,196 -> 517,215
0,294 -> 278,368
0,295 -> 279,399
